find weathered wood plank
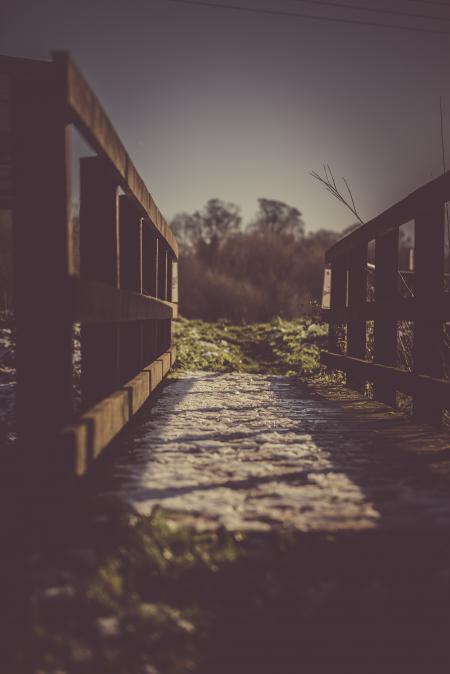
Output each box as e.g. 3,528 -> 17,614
119,194 -> 142,293
346,244 -> 367,391
374,230 -> 399,405
142,220 -> 158,297
71,277 -> 177,323
61,347 -> 176,476
0,54 -> 54,79
80,156 -> 120,286
326,171 -> 450,263
57,52 -> 178,257
323,296 -> 450,323
321,351 -> 450,403
79,155 -> 120,407
11,58 -> 74,454
413,202 -> 445,423
158,239 -> 168,300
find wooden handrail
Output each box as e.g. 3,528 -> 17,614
56,52 -> 178,257
326,171 -> 450,263
2,51 -> 179,478
322,174 -> 449,425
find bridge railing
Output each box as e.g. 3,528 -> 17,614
321,173 -> 450,426
0,52 -> 178,477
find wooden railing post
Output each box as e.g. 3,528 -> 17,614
158,239 -> 168,300
347,244 -> 367,391
413,203 -> 444,423
119,194 -> 143,382
141,221 -> 160,364
166,255 -> 173,302
328,263 -> 347,354
3,53 -> 179,477
119,195 -> 142,294
172,259 -> 179,304
11,62 -> 73,455
374,230 -> 399,405
80,156 -> 120,408
142,221 -> 158,297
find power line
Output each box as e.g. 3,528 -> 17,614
168,0 -> 450,34
408,0 -> 450,7
292,0 -> 450,23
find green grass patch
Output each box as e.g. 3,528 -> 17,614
173,316 -> 328,376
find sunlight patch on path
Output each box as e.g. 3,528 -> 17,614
95,372 -> 450,532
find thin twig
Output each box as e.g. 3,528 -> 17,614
310,166 -> 365,224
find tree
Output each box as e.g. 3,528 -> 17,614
194,198 -> 241,246
171,198 -> 242,264
170,212 -> 200,252
250,198 -> 304,239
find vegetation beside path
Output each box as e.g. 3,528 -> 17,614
5,503 -> 450,674
2,316 -> 448,673
173,316 -> 329,377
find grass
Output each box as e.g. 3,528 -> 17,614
6,501 -> 450,674
173,316 -> 329,376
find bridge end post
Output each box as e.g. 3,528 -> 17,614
11,57 -> 74,469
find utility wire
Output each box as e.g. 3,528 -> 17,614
292,0 -> 450,23
408,0 -> 450,7
168,0 -> 450,34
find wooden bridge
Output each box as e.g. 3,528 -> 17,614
1,53 -> 178,479
1,53 -> 450,530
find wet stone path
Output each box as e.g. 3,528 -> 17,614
93,371 -> 450,533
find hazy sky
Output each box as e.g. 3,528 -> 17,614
2,0 -> 450,231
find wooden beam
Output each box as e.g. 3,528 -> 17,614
323,296 -> 450,323
60,347 -> 176,476
119,194 -> 142,294
373,230 -> 399,405
142,220 -> 158,297
346,244 -> 367,391
158,239 -> 168,300
70,277 -> 177,323
79,156 -> 120,408
321,351 -> 450,406
56,52 -> 178,257
0,54 -> 54,80
413,202 -> 445,423
11,57 -> 74,457
326,171 -> 450,264
80,156 -> 120,287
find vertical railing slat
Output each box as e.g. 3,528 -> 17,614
328,263 -> 347,354
374,230 -> 399,405
347,244 -> 367,391
413,203 -> 444,423
80,156 -> 120,408
119,194 -> 144,382
158,239 -> 167,300
142,221 -> 158,297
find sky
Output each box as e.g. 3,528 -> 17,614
2,0 -> 450,232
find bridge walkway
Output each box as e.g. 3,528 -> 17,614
90,371 -> 450,534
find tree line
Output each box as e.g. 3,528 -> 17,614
170,198 -> 341,323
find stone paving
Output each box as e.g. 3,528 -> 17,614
94,371 -> 450,532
